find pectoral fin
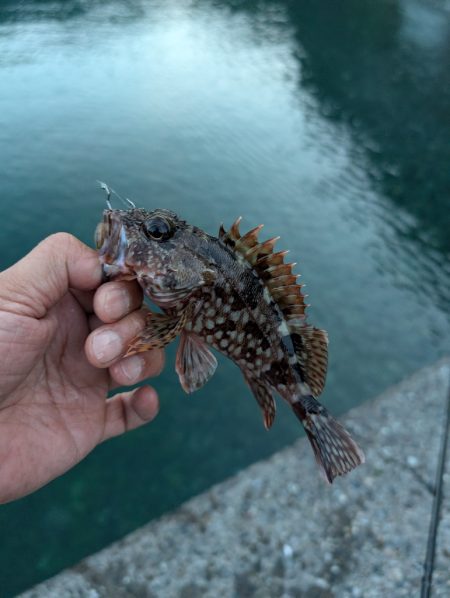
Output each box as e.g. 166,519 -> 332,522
175,332 -> 218,393
244,373 -> 276,430
125,310 -> 187,357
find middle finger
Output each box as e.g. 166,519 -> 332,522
85,308 -> 147,367
109,349 -> 165,389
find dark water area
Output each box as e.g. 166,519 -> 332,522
0,0 -> 449,594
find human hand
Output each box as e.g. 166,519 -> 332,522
0,233 -> 164,504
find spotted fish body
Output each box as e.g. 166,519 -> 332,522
96,207 -> 364,482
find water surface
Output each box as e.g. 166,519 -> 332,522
0,1 -> 449,594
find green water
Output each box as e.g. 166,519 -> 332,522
1,0 -> 449,594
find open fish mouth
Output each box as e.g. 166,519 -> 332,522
95,210 -> 136,280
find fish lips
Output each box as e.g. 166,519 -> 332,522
96,210 -> 136,282
101,263 -> 136,282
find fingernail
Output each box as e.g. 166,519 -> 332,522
119,355 -> 144,382
92,330 -> 122,363
133,387 -> 159,422
103,287 -> 130,319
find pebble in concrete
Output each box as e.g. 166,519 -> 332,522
22,360 -> 450,597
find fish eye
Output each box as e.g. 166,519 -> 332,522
143,216 -> 173,241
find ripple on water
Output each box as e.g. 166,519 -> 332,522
0,1 -> 449,595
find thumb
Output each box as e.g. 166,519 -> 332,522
0,233 -> 102,318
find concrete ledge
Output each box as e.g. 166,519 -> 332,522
23,360 -> 450,597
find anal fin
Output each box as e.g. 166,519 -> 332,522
244,374 -> 276,430
125,310 -> 187,357
175,332 -> 218,393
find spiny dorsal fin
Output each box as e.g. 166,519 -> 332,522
220,218 -> 309,321
219,216 -> 242,247
291,325 -> 328,397
236,224 -> 264,253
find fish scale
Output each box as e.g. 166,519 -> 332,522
96,206 -> 365,483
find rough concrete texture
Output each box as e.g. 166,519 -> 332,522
434,387 -> 450,596
23,360 -> 450,598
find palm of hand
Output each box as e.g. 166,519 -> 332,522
0,292 -> 109,499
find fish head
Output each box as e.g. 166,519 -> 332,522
96,208 -> 213,306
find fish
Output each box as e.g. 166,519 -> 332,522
95,206 -> 365,483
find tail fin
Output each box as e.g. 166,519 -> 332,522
292,396 -> 365,483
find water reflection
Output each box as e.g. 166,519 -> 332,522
0,0 -> 145,23
213,0 -> 450,311
294,0 -> 450,302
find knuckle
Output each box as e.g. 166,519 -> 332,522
44,232 -> 77,250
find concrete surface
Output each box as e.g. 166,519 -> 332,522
23,360 -> 450,598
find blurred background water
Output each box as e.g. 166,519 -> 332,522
0,0 -> 449,594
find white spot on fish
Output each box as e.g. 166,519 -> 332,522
193,318 -> 203,333
278,320 -> 290,337
298,382 -> 310,395
206,319 -> 215,330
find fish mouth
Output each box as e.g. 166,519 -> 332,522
96,210 -> 136,281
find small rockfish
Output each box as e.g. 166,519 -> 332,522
96,206 -> 364,482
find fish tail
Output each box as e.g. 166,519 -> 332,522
292,395 -> 365,483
